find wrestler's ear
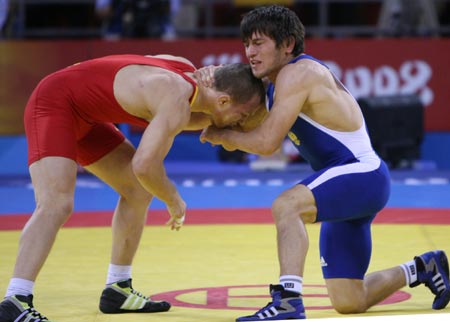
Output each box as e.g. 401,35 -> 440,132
218,95 -> 231,108
284,36 -> 296,55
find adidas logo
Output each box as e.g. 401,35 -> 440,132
258,307 -> 279,319
283,282 -> 295,289
320,256 -> 328,267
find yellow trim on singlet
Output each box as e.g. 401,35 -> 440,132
189,85 -> 199,107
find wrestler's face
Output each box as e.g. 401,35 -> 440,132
244,32 -> 291,83
211,94 -> 261,129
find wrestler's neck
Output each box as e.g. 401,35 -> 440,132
267,53 -> 298,84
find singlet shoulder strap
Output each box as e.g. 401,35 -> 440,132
140,56 -> 198,103
289,54 -> 329,69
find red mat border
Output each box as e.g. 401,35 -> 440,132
0,207 -> 449,230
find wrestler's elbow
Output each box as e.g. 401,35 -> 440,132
255,137 -> 282,156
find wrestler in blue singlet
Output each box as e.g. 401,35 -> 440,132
266,54 -> 391,279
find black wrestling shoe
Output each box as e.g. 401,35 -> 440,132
0,294 -> 51,321
99,278 -> 171,314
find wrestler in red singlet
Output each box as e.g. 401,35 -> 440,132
24,55 -> 197,166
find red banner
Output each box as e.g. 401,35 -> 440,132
1,38 -> 449,134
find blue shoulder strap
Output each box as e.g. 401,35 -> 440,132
266,54 -> 328,109
290,54 -> 329,68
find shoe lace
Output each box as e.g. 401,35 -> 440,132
20,307 -> 49,321
130,288 -> 149,301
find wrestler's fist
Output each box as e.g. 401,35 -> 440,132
201,127 -> 237,151
166,198 -> 187,231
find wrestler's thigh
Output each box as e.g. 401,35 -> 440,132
302,163 -> 389,222
25,104 -> 78,165
29,157 -> 78,205
319,216 -> 373,279
76,123 -> 125,167
76,122 -> 142,193
273,184 -> 317,223
84,140 -> 148,197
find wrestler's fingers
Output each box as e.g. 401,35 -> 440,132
194,65 -> 221,87
166,214 -> 185,231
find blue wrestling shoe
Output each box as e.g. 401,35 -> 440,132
411,250 -> 450,310
236,284 -> 305,321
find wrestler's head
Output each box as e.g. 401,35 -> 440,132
209,63 -> 266,129
241,5 -> 305,57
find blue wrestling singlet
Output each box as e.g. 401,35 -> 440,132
266,54 -> 391,279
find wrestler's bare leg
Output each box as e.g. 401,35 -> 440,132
14,157 -> 78,280
84,140 -> 152,265
272,184 -> 316,278
325,268 -> 406,314
274,185 -> 407,314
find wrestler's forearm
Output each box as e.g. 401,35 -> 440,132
133,118 -> 181,205
137,164 -> 180,205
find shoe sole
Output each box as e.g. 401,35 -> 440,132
236,314 -> 306,321
100,300 -> 171,314
101,308 -> 170,314
100,304 -> 171,314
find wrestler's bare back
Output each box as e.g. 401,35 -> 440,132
113,55 -> 196,122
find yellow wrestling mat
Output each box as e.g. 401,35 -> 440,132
1,223 -> 449,321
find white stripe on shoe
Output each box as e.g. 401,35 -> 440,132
120,294 -> 146,310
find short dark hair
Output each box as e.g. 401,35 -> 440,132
240,5 -> 305,56
213,63 -> 265,105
